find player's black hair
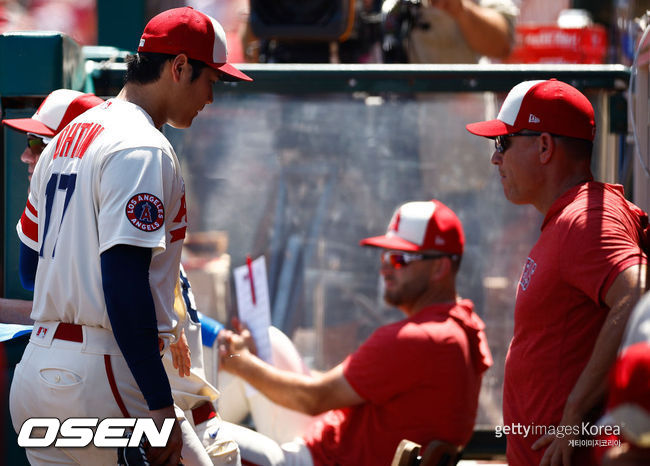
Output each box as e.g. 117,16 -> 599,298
124,52 -> 209,85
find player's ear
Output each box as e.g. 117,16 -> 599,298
429,256 -> 452,282
538,132 -> 554,165
170,54 -> 189,82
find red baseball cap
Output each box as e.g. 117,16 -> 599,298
598,342 -> 650,447
466,79 -> 595,141
2,89 -> 104,139
360,200 -> 464,255
138,7 -> 252,82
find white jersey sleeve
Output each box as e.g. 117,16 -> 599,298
97,147 -> 171,255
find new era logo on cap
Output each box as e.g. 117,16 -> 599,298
137,7 -> 252,82
360,200 -> 464,255
2,90 -> 104,139
466,79 -> 595,141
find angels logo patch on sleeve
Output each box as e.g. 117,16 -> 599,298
125,193 -> 165,232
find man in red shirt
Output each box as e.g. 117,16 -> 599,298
467,79 -> 647,466
218,199 -> 492,465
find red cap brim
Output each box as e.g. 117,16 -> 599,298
359,235 -> 420,251
215,63 -> 252,82
466,119 -> 512,138
2,118 -> 55,137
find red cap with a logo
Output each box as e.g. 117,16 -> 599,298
138,7 -> 252,82
466,79 -> 595,141
360,200 -> 464,255
2,89 -> 104,139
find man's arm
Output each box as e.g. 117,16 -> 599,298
101,244 -> 182,465
432,0 -> 513,58
219,330 -> 364,416
19,242 -> 38,291
533,264 -> 646,465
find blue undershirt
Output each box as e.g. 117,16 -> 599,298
100,244 -> 173,410
19,242 -> 38,291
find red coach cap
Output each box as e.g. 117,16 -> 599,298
360,200 -> 464,255
598,342 -> 650,447
2,89 -> 104,138
138,7 -> 252,82
466,79 -> 595,141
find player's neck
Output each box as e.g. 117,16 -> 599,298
536,169 -> 593,216
402,287 -> 458,317
116,83 -> 168,130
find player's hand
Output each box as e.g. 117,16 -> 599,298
145,406 -> 183,465
169,328 -> 191,377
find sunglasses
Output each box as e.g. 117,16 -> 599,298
27,136 -> 45,150
380,250 -> 451,269
494,131 -> 543,154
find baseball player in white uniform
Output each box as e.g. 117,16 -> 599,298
2,87 -> 242,465
9,7 -> 251,465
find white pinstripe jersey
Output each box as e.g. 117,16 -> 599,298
17,99 -> 187,335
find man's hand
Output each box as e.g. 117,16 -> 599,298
169,329 -> 191,377
146,406 -> 183,465
230,317 -> 258,355
217,317 -> 260,375
217,328 -> 253,375
532,416 -> 578,466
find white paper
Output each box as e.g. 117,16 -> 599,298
233,255 -> 272,365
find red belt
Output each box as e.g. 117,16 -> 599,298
192,401 -> 216,426
53,323 -> 83,342
53,323 -> 164,351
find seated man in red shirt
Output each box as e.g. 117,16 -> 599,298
218,199 -> 493,465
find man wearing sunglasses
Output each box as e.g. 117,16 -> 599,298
3,89 -> 105,183
467,79 -> 648,466
216,199 -> 492,465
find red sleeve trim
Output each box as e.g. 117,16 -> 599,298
20,209 -> 38,243
26,199 -> 37,217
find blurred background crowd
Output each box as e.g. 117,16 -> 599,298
0,0 -> 647,67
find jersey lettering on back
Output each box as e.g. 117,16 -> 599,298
53,122 -> 105,160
